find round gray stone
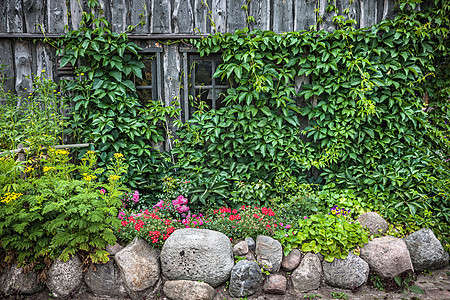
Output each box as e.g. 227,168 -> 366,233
322,252 -> 369,289
255,235 -> 283,273
160,228 -> 234,288
404,228 -> 450,271
229,260 -> 263,298
46,255 -> 83,298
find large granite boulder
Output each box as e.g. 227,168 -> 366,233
229,260 -> 263,298
281,249 -> 302,271
404,228 -> 449,271
322,252 -> 369,289
255,235 -> 283,273
291,253 -> 322,292
84,260 -> 127,297
360,236 -> 414,278
46,256 -> 83,298
163,280 -> 216,300
357,212 -> 389,236
160,228 -> 234,288
114,237 -> 160,299
0,264 -> 44,295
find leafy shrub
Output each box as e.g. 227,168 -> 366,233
0,150 -> 127,266
0,67 -> 67,151
275,214 -> 368,262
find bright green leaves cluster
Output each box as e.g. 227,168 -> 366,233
56,10 -> 166,188
176,1 -> 450,243
276,214 -> 368,262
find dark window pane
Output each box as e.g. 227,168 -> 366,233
194,60 -> 212,86
136,88 -> 153,104
136,59 -> 153,86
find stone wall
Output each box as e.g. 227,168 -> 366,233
0,215 -> 449,299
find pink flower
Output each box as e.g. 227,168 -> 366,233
176,205 -> 190,214
285,225 -> 291,229
176,195 -> 188,205
100,189 -> 106,194
154,200 -> 164,208
192,221 -> 197,225
133,191 -> 139,203
304,216 -> 307,220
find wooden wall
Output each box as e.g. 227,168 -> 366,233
0,0 -> 398,100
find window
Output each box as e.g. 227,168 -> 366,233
134,47 -> 163,105
180,46 -> 228,122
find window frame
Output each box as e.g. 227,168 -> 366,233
134,47 -> 163,104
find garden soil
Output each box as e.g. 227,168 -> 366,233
2,266 -> 449,300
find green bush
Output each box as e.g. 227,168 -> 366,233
275,213 -> 369,262
0,150 -> 127,266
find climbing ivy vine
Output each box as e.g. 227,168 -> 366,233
174,0 -> 450,242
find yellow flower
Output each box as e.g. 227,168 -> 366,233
1,192 -> 23,204
80,73 -> 84,76
41,70 -> 45,73
83,174 -> 97,181
43,166 -> 54,172
53,90 -> 57,92
55,149 -> 69,156
109,175 -> 120,181
87,150 -> 95,154
24,166 -> 34,173
114,153 -> 124,159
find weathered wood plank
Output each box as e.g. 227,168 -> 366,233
194,0 -> 211,34
23,0 -> 44,33
0,40 -> 15,95
0,0 -> 7,32
151,0 -> 172,34
36,42 -> 54,79
69,0 -> 84,30
360,0 -> 377,28
338,0 -> 360,28
173,0 -> 194,34
273,0 -> 294,33
249,0 -> 270,31
162,44 -> 180,150
48,0 -> 68,33
14,41 -> 33,99
130,0 -> 151,33
111,0 -> 127,32
319,0 -> 336,32
294,0 -> 317,31
7,0 -> 24,33
226,0 -> 246,33
211,0 -> 227,33
381,0 -> 395,21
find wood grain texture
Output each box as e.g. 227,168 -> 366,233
249,0 -> 270,31
273,0 -> 294,33
381,0 -> 395,21
0,40 -> 15,94
211,0 -> 227,33
194,0 -> 211,34
14,41 -> 33,99
294,0 -> 317,31
36,42 -> 54,79
48,0 -> 68,33
130,0 -> 151,33
151,0 -> 171,34
338,0 -> 360,28
360,0 -> 377,28
162,44 -> 180,150
226,0 -> 246,33
173,0 -> 194,33
23,0 -> 44,33
70,0 -> 84,30
319,0 -> 336,32
7,0 -> 24,33
111,0 -> 127,32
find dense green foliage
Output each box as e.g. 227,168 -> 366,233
55,1 -> 174,189
174,0 -> 450,246
0,150 -> 127,266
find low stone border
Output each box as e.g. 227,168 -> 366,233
0,213 -> 449,299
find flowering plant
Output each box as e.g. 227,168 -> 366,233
204,206 -> 281,242
116,208 -> 182,248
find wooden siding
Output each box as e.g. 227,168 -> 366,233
0,0 -> 397,103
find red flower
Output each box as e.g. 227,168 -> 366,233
232,209 -> 238,214
253,213 -> 260,219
